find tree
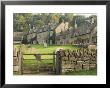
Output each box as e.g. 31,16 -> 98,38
70,15 -> 86,28
59,15 -> 65,23
65,13 -> 74,22
35,20 -> 45,28
13,13 -> 33,32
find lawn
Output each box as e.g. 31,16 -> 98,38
14,44 -> 79,60
64,69 -> 97,75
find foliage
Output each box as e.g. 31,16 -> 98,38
14,13 -> 94,32
13,13 -> 32,32
70,15 -> 86,28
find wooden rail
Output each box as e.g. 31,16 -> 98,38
23,59 -> 53,60
23,53 -> 56,55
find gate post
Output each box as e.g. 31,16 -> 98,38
56,51 -> 62,75
18,50 -> 23,75
53,51 -> 55,72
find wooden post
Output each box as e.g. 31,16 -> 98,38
18,51 -> 23,75
53,52 -> 55,72
56,51 -> 62,75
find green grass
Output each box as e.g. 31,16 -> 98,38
14,44 -> 79,54
14,44 -> 97,75
30,44 -> 79,54
64,69 -> 97,75
14,44 -> 79,60
23,59 -> 53,65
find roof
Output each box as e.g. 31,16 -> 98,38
73,17 -> 97,37
55,16 -> 97,38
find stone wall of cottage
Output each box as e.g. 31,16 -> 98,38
37,31 -> 49,44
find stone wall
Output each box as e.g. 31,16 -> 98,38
13,48 -> 23,74
37,31 -> 49,44
13,32 -> 23,44
58,48 -> 97,74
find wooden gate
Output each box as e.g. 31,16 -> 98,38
13,50 -> 61,75
22,53 -> 56,75
13,50 -> 72,75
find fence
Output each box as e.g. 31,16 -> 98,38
13,50 -> 57,75
13,48 -> 97,75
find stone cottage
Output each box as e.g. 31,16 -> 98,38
24,15 -> 97,46
13,32 -> 24,44
55,15 -> 97,46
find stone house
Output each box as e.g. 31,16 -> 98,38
55,16 -> 97,46
25,15 -> 97,46
26,24 -> 57,45
13,32 -> 24,44
27,32 -> 37,44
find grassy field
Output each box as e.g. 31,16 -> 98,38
15,44 -> 79,53
14,44 -> 97,75
14,44 -> 79,60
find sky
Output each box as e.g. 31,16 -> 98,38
32,13 -> 96,17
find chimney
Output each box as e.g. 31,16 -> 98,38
64,22 -> 69,30
75,20 -> 77,29
91,17 -> 95,24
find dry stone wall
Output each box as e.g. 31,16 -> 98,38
58,48 -> 97,74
